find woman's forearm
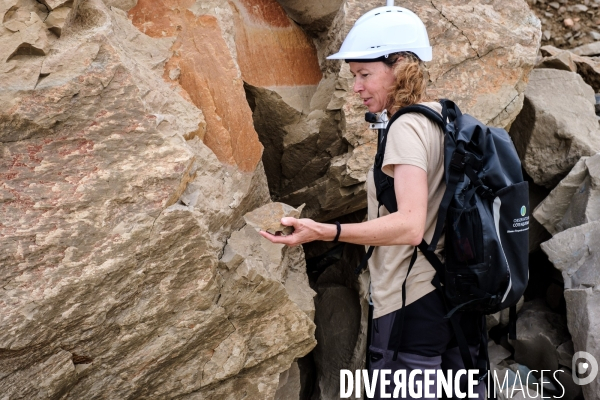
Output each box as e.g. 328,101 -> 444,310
317,211 -> 424,247
259,211 -> 423,247
260,165 -> 428,247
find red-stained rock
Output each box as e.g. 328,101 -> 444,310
231,0 -> 322,87
129,0 -> 264,173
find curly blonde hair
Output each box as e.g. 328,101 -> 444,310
383,52 -> 430,113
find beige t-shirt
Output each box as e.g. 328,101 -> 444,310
366,101 -> 446,319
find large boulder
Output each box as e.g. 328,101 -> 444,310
533,154 -> 600,236
564,289 -> 600,400
542,223 -> 600,400
541,220 -> 600,291
275,0 -> 345,34
539,45 -> 600,92
0,0 -> 316,397
509,69 -> 600,188
510,300 -> 570,372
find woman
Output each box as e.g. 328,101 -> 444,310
261,5 -> 485,399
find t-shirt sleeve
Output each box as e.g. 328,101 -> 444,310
381,114 -> 428,178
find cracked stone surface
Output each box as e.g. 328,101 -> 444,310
510,300 -> 570,372
564,288 -> 600,400
244,202 -> 305,236
509,68 -> 600,188
0,0 -> 316,397
542,220 -> 600,290
534,154 -> 600,236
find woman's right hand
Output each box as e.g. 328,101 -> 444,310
258,217 -> 336,247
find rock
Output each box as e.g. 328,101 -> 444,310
555,367 -> 584,400
44,6 -> 72,38
563,288 -> 600,400
541,220 -> 600,289
0,0 -> 317,397
509,69 -> 600,188
535,49 -> 577,71
129,0 -> 268,173
39,0 -> 71,11
570,56 -> 600,93
275,362 -> 301,400
557,340 -> 574,367
489,341 -> 512,368
572,40 -> 600,56
312,285 -> 362,400
533,154 -> 600,235
275,0 -> 345,33
564,18 -> 574,27
531,45 -> 600,93
528,179 -> 552,252
243,202 -> 305,236
1,0 -> 56,66
103,0 -> 138,11
510,300 -> 570,372
542,30 -> 552,41
573,4 -> 589,12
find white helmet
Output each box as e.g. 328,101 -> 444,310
327,6 -> 432,62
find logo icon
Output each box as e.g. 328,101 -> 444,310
572,351 -> 599,385
520,206 -> 526,217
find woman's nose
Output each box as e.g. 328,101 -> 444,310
353,79 -> 362,93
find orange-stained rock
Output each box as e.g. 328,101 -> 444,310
231,0 -> 322,87
129,0 -> 263,173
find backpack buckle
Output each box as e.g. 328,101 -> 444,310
450,151 -> 466,171
476,184 -> 495,199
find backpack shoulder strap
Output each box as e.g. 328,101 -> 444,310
375,103 -> 446,209
356,103 -> 447,275
387,104 -> 446,133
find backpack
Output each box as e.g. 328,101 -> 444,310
359,99 -> 529,374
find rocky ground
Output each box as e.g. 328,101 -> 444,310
530,0 -> 600,48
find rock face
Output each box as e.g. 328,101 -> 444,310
540,174 -> 600,400
539,45 -> 600,92
542,220 -> 600,291
0,0 -> 316,398
533,154 -> 600,236
509,68 -> 600,188
564,289 -> 600,400
258,0 -> 542,221
510,300 -> 570,373
128,0 -> 268,173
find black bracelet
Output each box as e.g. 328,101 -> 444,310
333,221 -> 341,243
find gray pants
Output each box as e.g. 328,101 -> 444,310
368,291 -> 486,399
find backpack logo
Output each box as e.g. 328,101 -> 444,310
520,206 -> 526,217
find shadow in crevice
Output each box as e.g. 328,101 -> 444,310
299,209 -> 369,400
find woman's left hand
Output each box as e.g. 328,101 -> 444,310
259,217 -> 333,246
